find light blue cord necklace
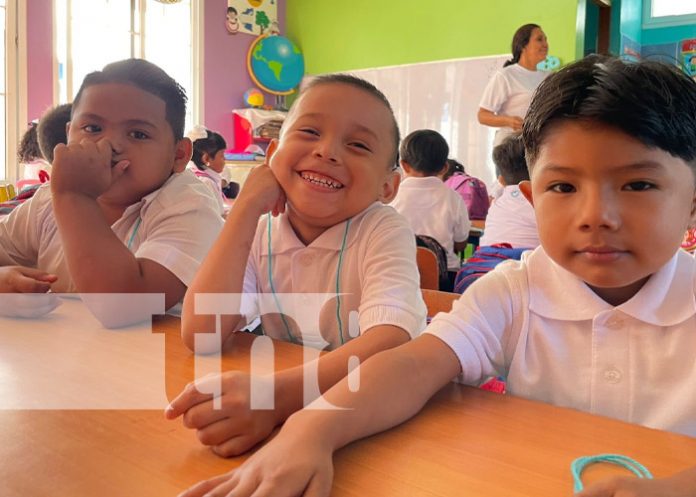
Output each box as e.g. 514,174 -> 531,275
571,454 -> 652,492
127,217 -> 142,250
266,213 -> 351,345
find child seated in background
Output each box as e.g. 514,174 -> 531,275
37,103 -> 72,164
180,56 -> 696,497
18,120 -> 51,182
166,74 -> 426,457
454,133 -> 539,293
443,158 -> 490,221
390,129 -> 471,290
0,59 -> 223,325
187,125 -> 228,216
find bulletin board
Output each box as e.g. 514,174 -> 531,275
349,55 -> 509,185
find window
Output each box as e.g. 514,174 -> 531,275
54,0 -> 199,129
2,0 -> 25,183
644,0 -> 696,28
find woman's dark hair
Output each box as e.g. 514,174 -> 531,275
17,123 -> 43,163
400,129 -> 449,176
294,73 -> 401,170
191,129 -> 227,170
72,58 -> 187,140
504,23 -> 541,67
443,158 -> 465,181
523,55 -> 696,173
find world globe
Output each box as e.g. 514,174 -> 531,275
247,34 -> 305,95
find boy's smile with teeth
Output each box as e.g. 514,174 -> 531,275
299,170 -> 344,189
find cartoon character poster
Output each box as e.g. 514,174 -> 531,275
226,0 -> 278,36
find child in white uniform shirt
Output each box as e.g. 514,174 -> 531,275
187,125 -> 228,216
390,129 -> 471,283
0,59 -> 222,326
166,75 -> 426,458
182,56 -> 696,497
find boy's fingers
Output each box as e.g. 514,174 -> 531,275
12,275 -> 53,293
165,379 -> 218,418
177,472 -> 236,497
212,433 -> 261,458
111,160 -> 130,182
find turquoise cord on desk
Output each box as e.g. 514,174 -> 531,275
571,454 -> 653,492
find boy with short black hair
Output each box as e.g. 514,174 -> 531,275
183,55 -> 696,497
0,59 -> 223,325
391,129 -> 471,284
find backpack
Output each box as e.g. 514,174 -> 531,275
445,173 -> 490,220
415,235 -> 449,290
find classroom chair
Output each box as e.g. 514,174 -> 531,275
421,288 -> 459,318
416,247 -> 440,290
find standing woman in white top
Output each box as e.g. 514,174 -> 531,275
478,24 -> 550,147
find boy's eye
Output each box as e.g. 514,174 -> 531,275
298,128 -> 319,136
83,124 -> 101,133
129,130 -> 150,140
549,183 -> 575,193
624,181 -> 656,191
349,141 -> 372,152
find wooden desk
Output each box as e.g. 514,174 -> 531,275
1,302 -> 695,496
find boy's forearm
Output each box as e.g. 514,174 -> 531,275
273,325 -> 410,423
52,193 -> 146,293
283,335 -> 461,452
181,203 -> 262,350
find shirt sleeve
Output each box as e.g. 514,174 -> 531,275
0,187 -> 49,267
479,70 -> 511,114
424,265 -> 519,385
357,209 -> 427,338
135,192 -> 224,287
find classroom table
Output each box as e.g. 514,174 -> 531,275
1,298 -> 695,496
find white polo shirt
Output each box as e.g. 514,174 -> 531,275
426,247 -> 696,436
0,172 -> 224,293
479,64 -> 549,146
390,176 -> 471,271
480,185 -> 539,248
242,202 -> 427,350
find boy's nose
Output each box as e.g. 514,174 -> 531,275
577,189 -> 621,231
312,139 -> 339,164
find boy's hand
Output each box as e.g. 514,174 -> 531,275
0,266 -> 61,318
235,164 -> 286,217
165,371 -> 281,457
51,139 -> 130,199
177,422 -> 334,497
0,266 -> 58,293
577,474 -> 696,497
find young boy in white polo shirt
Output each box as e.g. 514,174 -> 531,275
0,59 -> 222,324
390,129 -> 471,287
180,56 -> 696,497
166,75 -> 426,457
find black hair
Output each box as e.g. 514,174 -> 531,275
37,103 -> 72,163
399,129 -> 449,176
72,58 -> 187,140
294,73 -> 401,170
493,133 -> 528,185
443,158 -> 465,181
523,55 -> 696,173
17,123 -> 43,163
504,23 -> 541,67
191,129 -> 227,170
227,6 -> 237,14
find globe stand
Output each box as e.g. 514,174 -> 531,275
274,94 -> 288,111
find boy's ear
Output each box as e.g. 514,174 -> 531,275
689,189 -> 696,229
378,169 -> 401,204
265,139 -> 279,166
173,137 -> 192,173
519,180 -> 533,206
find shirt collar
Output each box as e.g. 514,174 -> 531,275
527,248 -> 696,326
401,176 -> 443,188
262,201 -> 382,255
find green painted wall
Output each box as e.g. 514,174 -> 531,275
287,1 -> 580,75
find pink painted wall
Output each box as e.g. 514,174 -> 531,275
26,0 -> 54,122
203,0 -> 286,147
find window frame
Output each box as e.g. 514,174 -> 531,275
52,0 -> 202,125
3,0 -> 27,183
642,0 -> 696,29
